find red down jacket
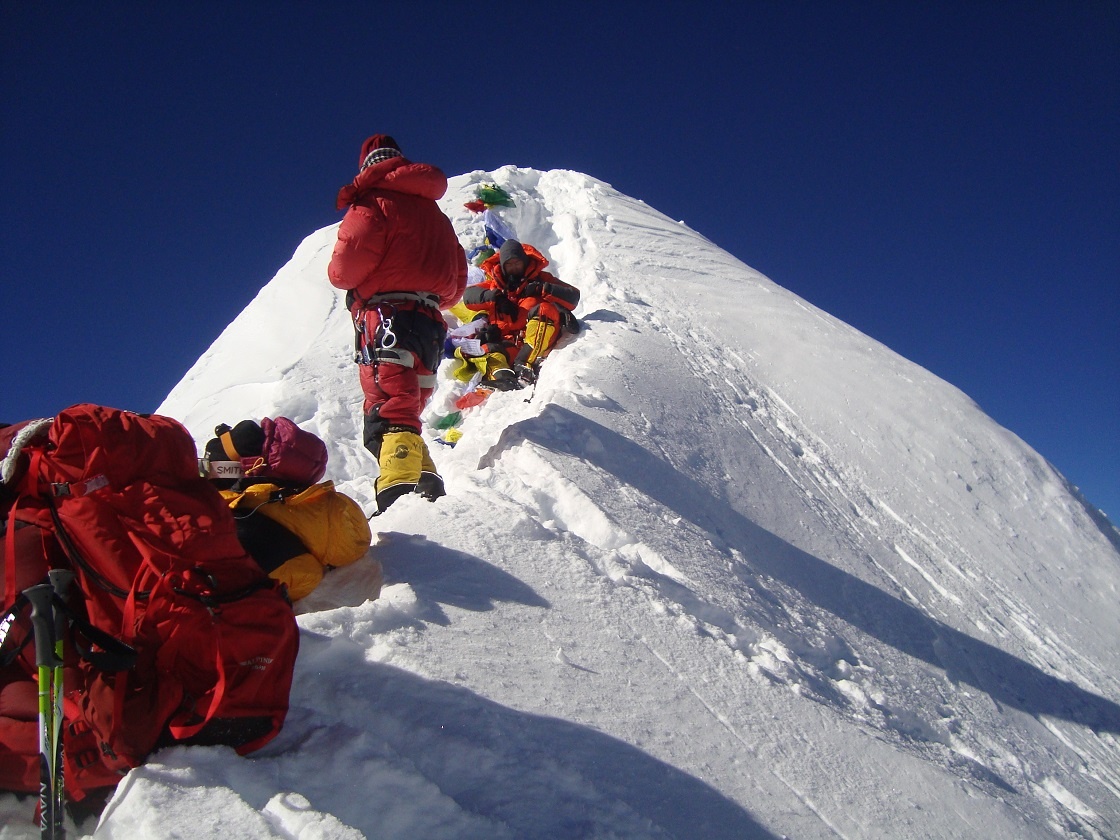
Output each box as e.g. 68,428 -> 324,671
328,156 -> 466,309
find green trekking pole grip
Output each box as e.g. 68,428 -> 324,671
25,583 -> 60,839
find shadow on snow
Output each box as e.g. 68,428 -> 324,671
496,405 -> 1120,735
272,643 -> 780,840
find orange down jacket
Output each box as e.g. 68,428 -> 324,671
463,243 -> 578,335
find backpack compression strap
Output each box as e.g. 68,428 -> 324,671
0,586 -> 136,672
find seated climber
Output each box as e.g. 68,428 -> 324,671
442,312 -> 521,390
460,239 -> 580,388
201,418 -> 377,601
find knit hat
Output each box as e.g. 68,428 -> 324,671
499,240 -> 528,274
359,134 -> 402,171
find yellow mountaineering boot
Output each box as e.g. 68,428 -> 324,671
416,439 -> 446,501
452,349 -> 517,388
522,317 -> 557,365
375,429 -> 423,512
515,317 -> 558,384
482,351 -> 515,379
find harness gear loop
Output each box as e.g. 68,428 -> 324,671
353,309 -> 373,365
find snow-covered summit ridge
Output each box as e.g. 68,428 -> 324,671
93,165 -> 1120,839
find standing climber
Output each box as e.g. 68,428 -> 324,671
328,134 -> 466,512
461,239 -> 580,388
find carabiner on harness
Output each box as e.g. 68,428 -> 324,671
376,304 -> 399,350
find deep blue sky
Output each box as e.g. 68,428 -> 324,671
2,2 -> 1117,521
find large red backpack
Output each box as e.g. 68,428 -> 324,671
1,404 -> 300,803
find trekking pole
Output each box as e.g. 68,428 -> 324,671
47,570 -> 74,839
25,583 -> 63,839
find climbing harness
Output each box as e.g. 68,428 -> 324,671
351,292 -> 442,387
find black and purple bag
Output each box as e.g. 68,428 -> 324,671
202,417 -> 328,487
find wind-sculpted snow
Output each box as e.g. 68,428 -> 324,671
5,167 -> 1117,839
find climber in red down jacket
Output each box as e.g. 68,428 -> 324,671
328,134 -> 467,513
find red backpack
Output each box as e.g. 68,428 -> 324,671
1,405 -> 300,804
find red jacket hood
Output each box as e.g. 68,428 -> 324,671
336,158 -> 448,210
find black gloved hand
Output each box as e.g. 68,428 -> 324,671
494,296 -> 519,317
521,281 -> 551,299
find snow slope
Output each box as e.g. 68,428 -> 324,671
4,167 -> 1118,839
